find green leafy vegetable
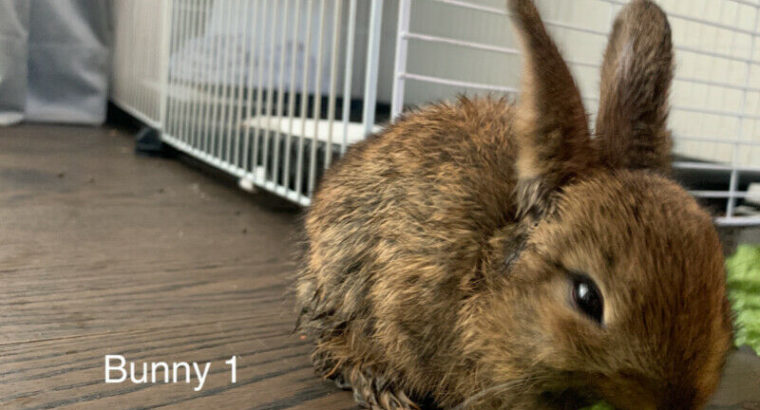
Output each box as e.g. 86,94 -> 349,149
726,244 -> 760,354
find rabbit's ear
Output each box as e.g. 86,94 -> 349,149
508,0 -> 594,218
594,0 -> 674,172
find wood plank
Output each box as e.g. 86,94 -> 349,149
0,125 -> 355,409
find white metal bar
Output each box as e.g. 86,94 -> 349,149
714,216 -> 760,227
724,0 -> 760,8
675,44 -> 760,66
185,0 -> 202,144
403,30 -> 598,69
271,0 -> 291,187
242,0 -> 262,172
158,0 -> 173,132
728,6 -> 760,217
361,0 -> 385,136
225,0 -> 243,162
129,1 -> 138,126
224,0 -> 244,162
674,76 -> 760,94
219,1 -> 237,162
544,17 -> 610,37
144,1 -> 153,119
403,31 -> 519,64
400,72 -> 519,94
324,0 -> 343,169
308,0 -> 328,197
135,1 -> 145,123
673,105 -> 760,120
176,0 -> 192,144
284,0 -> 302,192
147,1 -> 158,119
262,1 -> 280,181
200,0 -> 215,155
296,0 -> 315,199
167,0 -> 184,138
696,0 -> 725,179
205,0 -> 222,153
433,0 -> 505,16
690,191 -> 753,199
391,0 -> 413,120
233,0 -> 251,168
188,0 -> 204,148
208,0 -> 226,156
584,91 -> 760,121
710,0 -> 736,212
433,0 -> 608,36
673,161 -> 760,173
220,0 -> 235,158
746,108 -> 760,194
674,134 -> 760,146
252,0 -> 271,179
167,0 -> 180,136
341,0 -> 358,154
147,0 -> 157,120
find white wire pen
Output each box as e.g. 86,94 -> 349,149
115,0 -> 760,223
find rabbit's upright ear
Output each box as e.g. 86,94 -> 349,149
594,0 -> 674,172
508,0 -> 595,218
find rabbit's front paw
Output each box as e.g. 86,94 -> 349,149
345,366 -> 418,410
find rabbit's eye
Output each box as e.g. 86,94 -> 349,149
572,276 -> 603,324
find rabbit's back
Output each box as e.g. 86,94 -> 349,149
297,97 -> 519,396
309,97 -> 518,247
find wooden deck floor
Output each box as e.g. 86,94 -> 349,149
0,125 -> 757,409
0,125 -> 355,409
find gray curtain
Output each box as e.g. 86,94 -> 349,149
0,0 -> 111,126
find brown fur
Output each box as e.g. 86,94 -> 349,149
296,1 -> 733,409
594,0 -> 674,172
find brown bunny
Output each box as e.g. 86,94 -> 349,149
296,0 -> 733,409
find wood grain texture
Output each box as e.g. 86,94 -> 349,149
0,125 -> 356,409
0,124 -> 757,409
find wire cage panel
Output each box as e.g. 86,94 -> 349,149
392,0 -> 760,225
111,0 -> 171,129
111,0 -> 760,226
160,0 -> 385,206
